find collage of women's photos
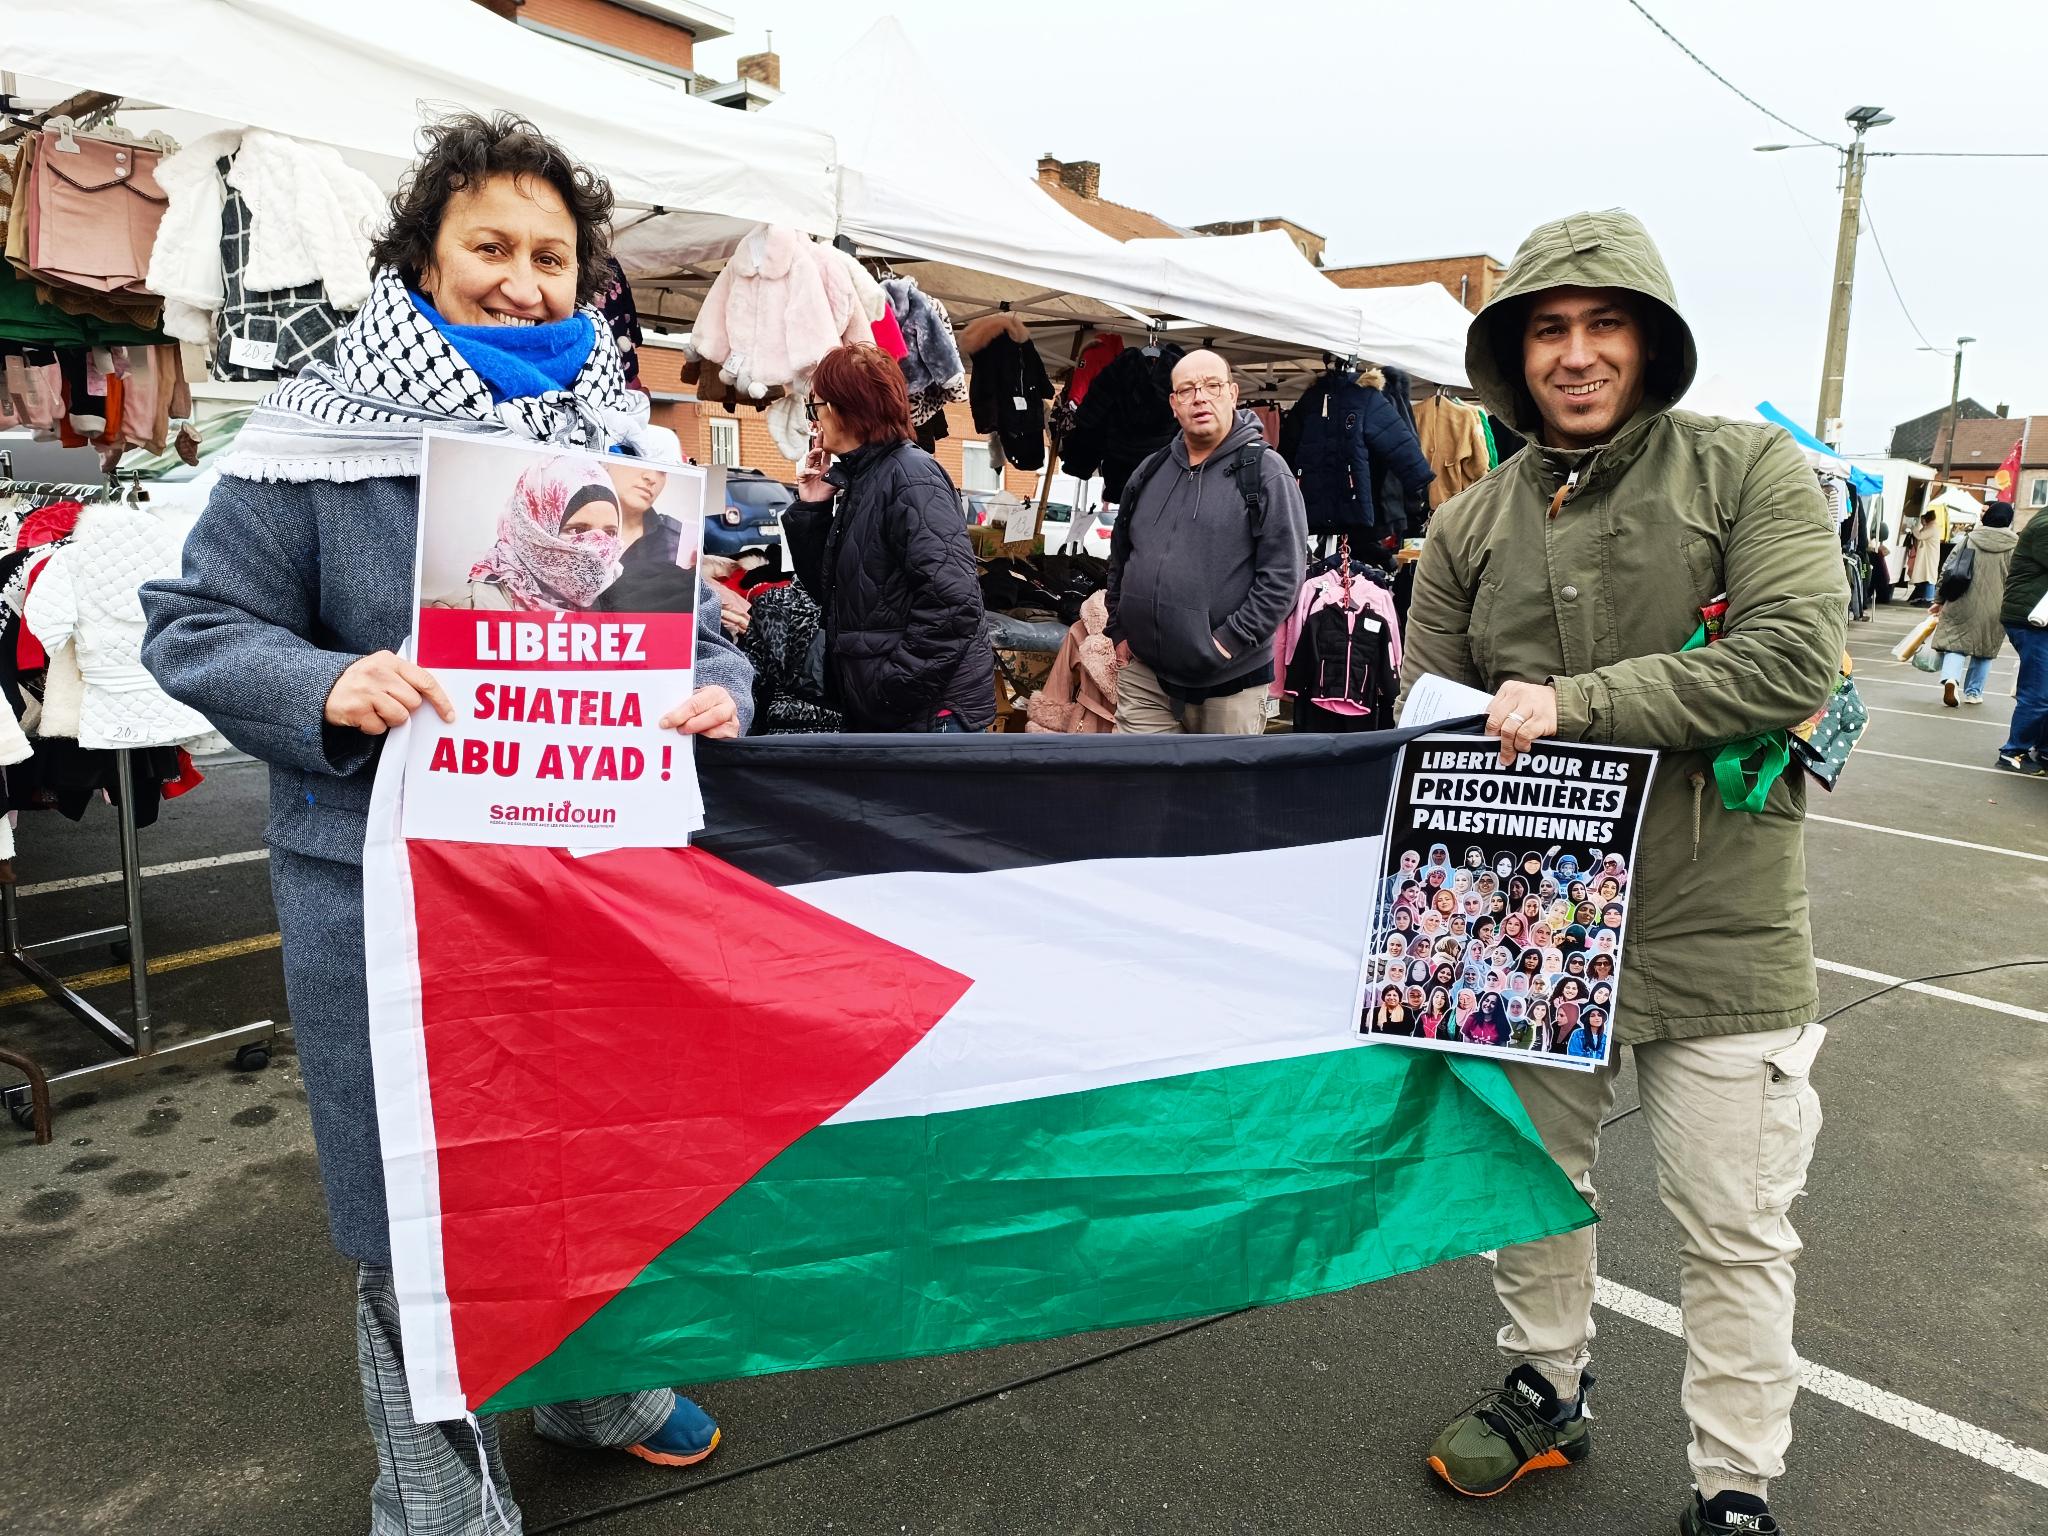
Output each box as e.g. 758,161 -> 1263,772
1363,843 -> 1630,1067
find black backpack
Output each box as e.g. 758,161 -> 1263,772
1113,439 -> 1274,531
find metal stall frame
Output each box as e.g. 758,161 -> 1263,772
1,750 -> 277,1131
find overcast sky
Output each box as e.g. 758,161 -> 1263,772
698,0 -> 2045,456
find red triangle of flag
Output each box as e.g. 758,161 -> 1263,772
404,841 -> 973,1409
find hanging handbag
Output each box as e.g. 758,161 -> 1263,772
1788,653 -> 1869,791
1935,534 -> 1976,604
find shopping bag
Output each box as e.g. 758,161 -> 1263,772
1789,653 -> 1869,791
1910,643 -> 1940,673
1892,614 -> 1938,662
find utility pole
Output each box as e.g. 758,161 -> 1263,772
1814,107 -> 1893,446
1924,336 -> 1977,494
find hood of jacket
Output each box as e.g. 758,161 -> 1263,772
1466,209 -> 1698,438
1963,525 -> 2019,556
1169,407 -> 1267,468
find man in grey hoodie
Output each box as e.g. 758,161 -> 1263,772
1106,350 -> 1308,733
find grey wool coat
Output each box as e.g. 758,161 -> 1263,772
141,472 -> 754,1262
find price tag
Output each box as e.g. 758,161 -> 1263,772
1012,396 -> 1028,411
229,335 -> 279,371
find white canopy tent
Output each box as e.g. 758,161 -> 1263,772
674,16 -> 1474,386
0,0 -> 839,236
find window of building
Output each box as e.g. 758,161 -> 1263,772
708,418 -> 740,468
960,441 -> 1001,493
2030,474 -> 2048,508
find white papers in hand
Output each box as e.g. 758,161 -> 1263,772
1399,673 -> 1496,729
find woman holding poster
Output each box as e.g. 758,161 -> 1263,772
142,112 -> 751,1530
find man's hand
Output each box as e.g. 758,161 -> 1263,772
324,651 -> 455,736
1485,680 -> 1559,767
1114,639 -> 1132,668
660,685 -> 741,740
1928,602 -> 1944,617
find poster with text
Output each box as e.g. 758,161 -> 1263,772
403,431 -> 709,848
1353,733 -> 1658,1072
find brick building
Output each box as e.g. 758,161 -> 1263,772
1192,218 -> 1326,267
1889,398 -> 1995,464
503,0 -> 730,81
1927,415 -> 2048,511
1033,156 -> 1191,241
1324,255 -> 1506,315
639,344 -> 1039,500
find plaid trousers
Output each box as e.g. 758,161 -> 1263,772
357,1264 -> 674,1535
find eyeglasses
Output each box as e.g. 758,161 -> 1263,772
1170,378 -> 1233,403
804,399 -> 833,422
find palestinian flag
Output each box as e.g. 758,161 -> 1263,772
363,731 -> 1591,1423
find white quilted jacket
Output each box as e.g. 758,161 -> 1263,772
24,506 -> 217,750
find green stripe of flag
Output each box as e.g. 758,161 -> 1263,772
484,1048 -> 1589,1411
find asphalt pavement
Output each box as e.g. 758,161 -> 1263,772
2,600 -> 2044,1535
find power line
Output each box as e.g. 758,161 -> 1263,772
1858,195 -> 1937,351
1620,0 -> 1836,147
1872,150 -> 2048,159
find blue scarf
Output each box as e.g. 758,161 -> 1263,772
408,292 -> 596,404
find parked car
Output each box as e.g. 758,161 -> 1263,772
709,468 -> 792,556
1048,505 -> 1116,558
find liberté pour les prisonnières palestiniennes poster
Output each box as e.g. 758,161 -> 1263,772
355,455 -> 1601,1423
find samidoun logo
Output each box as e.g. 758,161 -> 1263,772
489,801 -> 620,828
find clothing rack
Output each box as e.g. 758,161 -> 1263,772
0,473 -> 275,1132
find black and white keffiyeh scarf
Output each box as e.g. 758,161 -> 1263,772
217,268 -> 651,483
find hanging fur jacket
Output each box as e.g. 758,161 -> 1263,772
1059,343 -> 1184,501
688,225 -> 872,400
1025,589 -> 1117,734
882,276 -> 967,426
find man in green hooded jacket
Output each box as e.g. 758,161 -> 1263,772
1399,211 -> 1846,1536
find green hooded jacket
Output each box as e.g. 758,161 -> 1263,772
1398,210 -> 1847,1045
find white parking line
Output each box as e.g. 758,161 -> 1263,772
1589,1277 -> 2048,1491
13,849 -> 271,898
1806,815 -> 2048,863
1474,1255 -> 2048,1489
1815,958 -> 2048,1025
1854,747 -> 2048,781
1864,704 -> 2007,727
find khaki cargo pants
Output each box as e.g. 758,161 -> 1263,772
1492,1023 -> 1826,1502
1116,655 -> 1269,734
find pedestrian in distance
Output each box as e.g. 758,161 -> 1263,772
1398,208 -> 1845,1536
1996,500 -> 2048,775
1929,501 -> 2017,708
1105,350 -> 1308,733
142,111 -> 752,1534
1902,507 -> 1942,605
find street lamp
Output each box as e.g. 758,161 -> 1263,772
1919,336 -> 1977,494
1758,107 -> 1894,446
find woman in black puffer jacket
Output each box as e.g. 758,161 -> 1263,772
782,344 -> 995,731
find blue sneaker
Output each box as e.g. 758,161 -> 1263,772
627,1394 -> 721,1467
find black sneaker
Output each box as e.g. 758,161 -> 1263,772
1995,752 -> 2048,777
1680,1487 -> 1783,1535
1426,1363 -> 1592,1497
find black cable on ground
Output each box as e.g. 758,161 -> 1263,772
526,1308 -> 1249,1534
535,960 -> 2044,1530
1598,957 -> 2047,1130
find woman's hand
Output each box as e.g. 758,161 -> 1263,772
324,651 -> 455,735
661,685 -> 741,740
795,424 -> 833,504
713,583 -> 751,637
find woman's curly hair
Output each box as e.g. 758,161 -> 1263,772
369,111 -> 616,309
